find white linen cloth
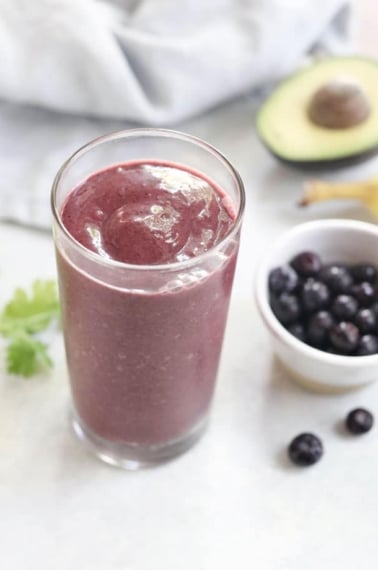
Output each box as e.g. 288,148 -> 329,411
0,0 -> 351,125
0,0 -> 352,229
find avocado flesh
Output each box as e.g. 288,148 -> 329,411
256,57 -> 378,165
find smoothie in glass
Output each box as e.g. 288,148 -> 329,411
52,130 -> 244,468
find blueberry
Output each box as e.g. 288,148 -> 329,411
286,322 -> 306,342
268,265 -> 299,295
356,334 -> 378,356
270,292 -> 301,325
354,308 -> 377,334
346,408 -> 374,434
331,294 -> 358,321
329,321 -> 360,353
307,310 -> 334,347
319,264 -> 353,294
326,345 -> 343,355
351,282 -> 376,307
370,301 -> 378,320
288,433 -> 323,466
267,253 -> 378,360
351,264 -> 377,284
301,278 -> 330,313
290,251 -> 322,278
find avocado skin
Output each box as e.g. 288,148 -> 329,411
265,144 -> 378,171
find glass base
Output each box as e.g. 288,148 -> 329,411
71,411 -> 208,470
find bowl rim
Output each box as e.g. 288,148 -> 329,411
255,219 -> 378,369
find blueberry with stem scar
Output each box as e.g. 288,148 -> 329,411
290,251 -> 322,278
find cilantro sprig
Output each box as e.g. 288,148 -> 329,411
6,332 -> 53,377
0,280 -> 60,378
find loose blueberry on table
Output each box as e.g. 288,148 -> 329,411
288,433 -> 324,466
345,408 -> 374,434
268,252 -> 378,356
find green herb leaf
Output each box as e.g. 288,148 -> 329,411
6,333 -> 53,378
0,280 -> 60,337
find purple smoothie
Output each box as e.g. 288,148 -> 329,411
58,161 -> 238,445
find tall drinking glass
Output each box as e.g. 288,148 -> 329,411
51,129 -> 245,469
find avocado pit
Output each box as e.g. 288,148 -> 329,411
308,77 -> 371,129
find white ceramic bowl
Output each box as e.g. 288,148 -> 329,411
255,219 -> 378,392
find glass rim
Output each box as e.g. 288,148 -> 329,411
51,127 -> 245,272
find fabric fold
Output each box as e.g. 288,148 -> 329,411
0,0 -> 351,124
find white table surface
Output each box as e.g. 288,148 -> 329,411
2,95 -> 378,569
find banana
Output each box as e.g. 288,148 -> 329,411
299,177 -> 378,217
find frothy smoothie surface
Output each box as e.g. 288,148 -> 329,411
62,161 -> 235,265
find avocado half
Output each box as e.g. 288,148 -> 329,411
256,57 -> 378,168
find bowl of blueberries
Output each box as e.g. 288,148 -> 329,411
255,219 -> 378,392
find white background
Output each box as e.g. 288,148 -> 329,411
1,4 -> 378,568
